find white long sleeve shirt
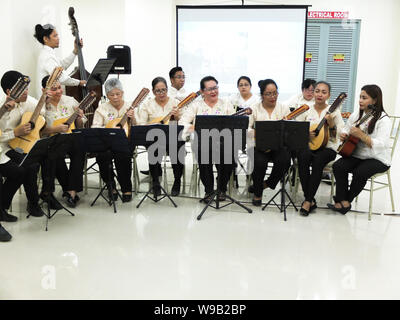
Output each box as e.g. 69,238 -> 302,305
229,92 -> 260,111
304,105 -> 344,151
0,95 -> 44,160
91,101 -> 135,128
283,93 -> 315,110
37,45 -> 80,98
137,97 -> 180,125
341,109 -> 391,166
178,98 -> 235,139
169,86 -> 187,102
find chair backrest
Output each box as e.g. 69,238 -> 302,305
388,116 -> 400,160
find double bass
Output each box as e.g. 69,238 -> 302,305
66,7 -> 102,127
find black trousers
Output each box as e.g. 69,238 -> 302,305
333,156 -> 390,203
250,147 -> 291,198
96,151 -> 132,193
1,150 -> 40,209
147,142 -> 185,186
194,145 -> 235,194
297,147 -> 337,202
53,138 -> 85,193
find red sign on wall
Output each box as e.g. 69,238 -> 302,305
308,11 -> 349,19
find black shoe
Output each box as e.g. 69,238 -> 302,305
252,198 -> 262,207
327,202 -> 351,214
63,192 -> 80,204
27,202 -> 45,217
122,194 -> 132,203
0,225 -> 12,242
310,199 -> 317,213
218,191 -> 226,201
63,192 -> 76,208
200,192 -> 214,203
140,170 -> 150,175
0,209 -> 18,222
41,193 -> 63,210
171,180 -> 181,197
300,201 -> 310,216
153,185 -> 161,197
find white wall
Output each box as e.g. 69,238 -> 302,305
176,0 -> 400,115
1,0 -> 399,114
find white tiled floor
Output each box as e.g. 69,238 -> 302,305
1,150 -> 399,300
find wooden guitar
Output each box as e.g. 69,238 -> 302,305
9,67 -> 63,153
0,75 -> 31,135
148,91 -> 201,124
106,88 -> 150,136
66,7 -> 102,127
337,105 -> 379,157
308,92 -> 347,151
51,91 -> 97,135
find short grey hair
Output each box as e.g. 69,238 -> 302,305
105,78 -> 123,95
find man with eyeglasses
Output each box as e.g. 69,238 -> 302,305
34,23 -> 86,99
168,67 -> 187,102
284,78 -> 316,112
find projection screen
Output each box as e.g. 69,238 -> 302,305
177,5 -> 308,101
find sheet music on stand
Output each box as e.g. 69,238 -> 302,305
86,58 -> 116,88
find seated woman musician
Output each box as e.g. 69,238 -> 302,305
179,76 -> 236,203
136,77 -> 184,197
91,78 -> 135,203
40,76 -> 86,208
247,79 -> 292,206
296,81 -> 344,216
229,76 -> 260,112
328,84 -> 391,214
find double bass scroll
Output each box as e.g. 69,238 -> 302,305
65,6 -> 102,128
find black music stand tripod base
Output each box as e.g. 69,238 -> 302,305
197,189 -> 252,221
21,134 -> 76,231
136,185 -> 178,209
261,176 -> 298,221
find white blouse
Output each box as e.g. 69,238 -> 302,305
247,101 -> 291,148
91,101 -> 133,128
137,97 -> 180,125
283,93 -> 315,111
179,98 -> 235,139
43,95 -> 87,130
0,95 -> 44,160
341,109 -> 391,166
36,45 -> 80,98
229,92 -> 260,112
304,105 -> 344,151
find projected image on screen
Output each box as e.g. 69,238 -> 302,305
177,7 -> 307,101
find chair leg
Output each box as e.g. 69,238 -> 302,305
84,157 -> 88,195
387,171 -> 395,212
368,178 -> 374,221
182,164 -> 186,195
330,171 -> 335,203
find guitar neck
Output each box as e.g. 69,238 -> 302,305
75,33 -> 88,97
119,88 -> 150,127
30,92 -> 47,124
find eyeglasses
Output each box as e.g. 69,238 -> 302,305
174,75 -> 185,79
154,88 -> 167,94
304,88 -> 314,93
263,91 -> 278,97
43,24 -> 55,30
203,86 -> 219,92
238,83 -> 250,87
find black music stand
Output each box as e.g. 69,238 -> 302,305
194,115 -> 253,220
131,124 -> 181,209
20,134 -> 76,231
86,58 -> 116,88
72,128 -> 130,213
255,120 -> 309,221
